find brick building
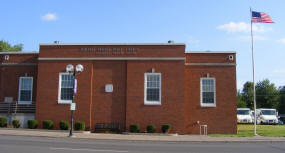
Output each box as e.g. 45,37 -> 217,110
0,43 -> 237,134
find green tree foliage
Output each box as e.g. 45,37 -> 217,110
0,40 -> 22,52
237,90 -> 247,108
241,82 -> 254,109
278,86 -> 285,114
239,80 -> 280,111
256,79 -> 279,109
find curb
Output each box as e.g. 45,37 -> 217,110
0,128 -> 91,133
0,128 -> 285,142
121,132 -> 178,136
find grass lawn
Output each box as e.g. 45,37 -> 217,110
209,124 -> 285,137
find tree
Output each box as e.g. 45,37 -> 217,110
0,40 -> 22,52
278,86 -> 285,114
256,79 -> 279,109
241,81 -> 254,109
237,90 -> 247,108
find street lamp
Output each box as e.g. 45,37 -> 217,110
66,64 -> 84,137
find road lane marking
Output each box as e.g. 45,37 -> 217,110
50,147 -> 128,152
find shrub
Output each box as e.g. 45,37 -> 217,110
27,120 -> 38,129
129,124 -> 140,133
75,121 -> 85,131
161,124 -> 171,133
146,125 -> 155,133
59,120 -> 70,130
0,117 -> 7,127
42,120 -> 54,130
12,120 -> 20,128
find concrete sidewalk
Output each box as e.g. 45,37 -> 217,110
0,128 -> 284,142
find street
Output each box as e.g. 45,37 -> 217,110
0,134 -> 285,153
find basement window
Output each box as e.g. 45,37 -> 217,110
200,77 -> 216,107
18,77 -> 33,104
144,73 -> 161,105
58,73 -> 74,104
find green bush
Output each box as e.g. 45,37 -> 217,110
27,120 -> 38,129
12,120 -> 20,128
0,117 -> 8,127
129,124 -> 140,133
42,120 -> 54,130
146,125 -> 155,133
161,124 -> 171,133
75,121 -> 85,131
59,120 -> 70,130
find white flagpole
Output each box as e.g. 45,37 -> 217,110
250,8 -> 258,136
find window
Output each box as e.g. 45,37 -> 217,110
200,78 -> 216,107
58,73 -> 74,104
18,77 -> 33,104
144,73 -> 161,105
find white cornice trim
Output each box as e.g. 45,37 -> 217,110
186,51 -> 236,54
40,43 -> 185,46
38,57 -> 185,61
185,63 -> 236,66
0,52 -> 38,54
0,63 -> 38,66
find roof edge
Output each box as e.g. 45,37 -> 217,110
39,43 -> 186,46
186,51 -> 236,54
0,51 -> 39,54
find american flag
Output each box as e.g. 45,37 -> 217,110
252,11 -> 274,23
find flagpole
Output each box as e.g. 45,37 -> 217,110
250,7 -> 258,136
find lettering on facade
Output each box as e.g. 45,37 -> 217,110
80,47 -> 138,55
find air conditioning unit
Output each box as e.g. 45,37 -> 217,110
4,97 -> 13,103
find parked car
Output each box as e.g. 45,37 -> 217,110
237,108 -> 253,124
278,119 -> 284,125
256,108 -> 279,125
250,110 -> 255,122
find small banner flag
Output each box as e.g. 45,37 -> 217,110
74,79 -> 77,94
252,11 -> 274,23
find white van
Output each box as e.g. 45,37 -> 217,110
237,108 -> 253,124
256,108 -> 278,124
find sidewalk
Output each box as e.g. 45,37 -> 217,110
0,128 -> 284,142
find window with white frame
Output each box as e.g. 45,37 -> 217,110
58,73 -> 74,103
144,73 -> 161,105
200,78 -> 216,107
18,77 -> 33,104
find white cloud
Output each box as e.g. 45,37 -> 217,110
277,38 -> 285,44
238,35 -> 267,41
41,13 -> 57,21
217,22 -> 271,33
273,69 -> 285,74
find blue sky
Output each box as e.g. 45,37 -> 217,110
1,0 -> 285,90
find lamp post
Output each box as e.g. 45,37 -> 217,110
66,64 -> 84,137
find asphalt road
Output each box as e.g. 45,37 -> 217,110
0,134 -> 285,153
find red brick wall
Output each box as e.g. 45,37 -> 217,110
91,61 -> 126,131
0,53 -> 38,103
0,53 -> 38,64
126,60 -> 185,133
35,60 -> 93,130
39,45 -> 185,58
1,48 -> 238,135
0,66 -> 37,103
36,44 -> 186,133
184,53 -> 237,134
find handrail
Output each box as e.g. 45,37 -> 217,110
0,101 -> 36,113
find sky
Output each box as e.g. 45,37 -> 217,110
1,0 -> 285,90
